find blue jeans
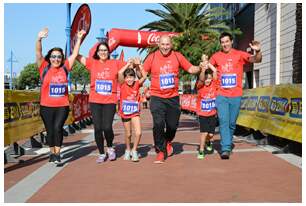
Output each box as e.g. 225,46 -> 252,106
215,95 -> 242,152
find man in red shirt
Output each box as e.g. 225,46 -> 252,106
210,32 -> 262,159
143,35 -> 200,163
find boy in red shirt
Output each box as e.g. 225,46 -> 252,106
210,32 -> 262,159
118,58 -> 146,162
197,55 -> 218,159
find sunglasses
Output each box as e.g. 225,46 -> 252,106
50,55 -> 63,59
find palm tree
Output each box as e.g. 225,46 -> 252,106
139,3 -> 240,92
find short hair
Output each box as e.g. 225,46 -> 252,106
93,42 -> 110,60
45,47 -> 65,67
204,68 -> 213,80
123,68 -> 136,78
219,32 -> 233,42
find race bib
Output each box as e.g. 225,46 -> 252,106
95,80 -> 112,95
49,83 -> 67,97
201,99 -> 216,112
122,100 -> 139,115
160,73 -> 175,89
221,74 -> 237,88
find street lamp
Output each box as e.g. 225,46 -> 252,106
96,28 -> 107,43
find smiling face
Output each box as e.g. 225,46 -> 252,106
49,50 -> 63,68
158,35 -> 172,56
125,75 -> 135,86
204,74 -> 213,86
220,36 -> 233,53
97,44 -> 109,61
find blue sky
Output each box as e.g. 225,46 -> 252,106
4,3 -> 163,75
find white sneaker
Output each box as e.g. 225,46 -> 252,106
123,150 -> 131,160
96,154 -> 107,163
131,150 -> 139,162
107,147 -> 116,161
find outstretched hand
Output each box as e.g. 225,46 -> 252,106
249,40 -> 261,52
77,30 -> 87,39
38,28 -> 48,40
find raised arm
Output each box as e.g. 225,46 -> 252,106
133,57 -> 143,79
137,64 -> 147,85
36,28 -> 48,67
68,30 -> 86,68
187,65 -> 200,74
248,40 -> 262,63
118,58 -> 133,84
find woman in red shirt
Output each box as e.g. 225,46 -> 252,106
77,43 -> 126,163
118,58 -> 146,162
36,28 -> 85,164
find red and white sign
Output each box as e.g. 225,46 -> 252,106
70,4 -> 91,53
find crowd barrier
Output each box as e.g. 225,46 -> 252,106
180,84 -> 302,143
4,90 -> 92,162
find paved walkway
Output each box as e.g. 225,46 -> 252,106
4,108 -> 302,203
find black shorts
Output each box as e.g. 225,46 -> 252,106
199,115 -> 217,134
121,115 -> 139,122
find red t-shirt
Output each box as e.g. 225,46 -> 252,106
118,81 -> 142,119
143,50 -> 192,98
39,59 -> 71,107
196,80 -> 218,117
210,49 -> 251,97
86,58 -> 125,104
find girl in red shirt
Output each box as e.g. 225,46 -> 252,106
118,58 -> 146,162
36,28 -> 85,164
196,55 -> 218,159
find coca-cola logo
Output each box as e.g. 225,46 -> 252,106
147,33 -> 178,45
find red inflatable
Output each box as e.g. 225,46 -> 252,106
89,28 -> 179,57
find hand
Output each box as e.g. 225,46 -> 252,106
199,61 -> 208,72
77,30 -> 86,39
249,40 -> 261,52
38,28 -> 48,40
133,57 -> 141,66
201,54 -> 208,62
127,58 -> 134,68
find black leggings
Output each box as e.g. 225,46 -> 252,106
150,96 -> 181,153
40,106 -> 69,147
90,103 -> 116,154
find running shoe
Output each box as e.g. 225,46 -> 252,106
54,154 -> 61,164
205,141 -> 214,154
107,147 -> 116,161
197,151 -> 205,160
166,141 -> 173,157
49,153 -> 56,163
96,154 -> 107,163
220,151 -> 230,160
154,151 -> 165,164
123,150 -> 131,160
131,150 -> 139,162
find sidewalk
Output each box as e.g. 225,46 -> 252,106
4,108 -> 302,203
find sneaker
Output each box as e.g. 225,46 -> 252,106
96,154 -> 107,163
123,150 -> 131,160
107,147 -> 116,161
54,154 -> 61,164
220,151 -> 230,160
131,150 -> 139,162
197,151 -> 205,160
205,141 -> 214,154
166,141 -> 173,157
154,152 -> 165,164
49,153 -> 56,162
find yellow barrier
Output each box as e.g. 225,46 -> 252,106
237,84 -> 301,143
4,90 -> 75,146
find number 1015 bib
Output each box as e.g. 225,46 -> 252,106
95,80 -> 113,95
49,83 -> 67,97
201,99 -> 216,111
160,73 -> 175,89
122,100 -> 139,115
221,74 -> 237,88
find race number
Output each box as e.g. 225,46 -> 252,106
201,99 -> 216,111
95,80 -> 112,95
221,74 -> 237,88
49,83 -> 67,97
122,100 -> 139,115
160,73 -> 175,89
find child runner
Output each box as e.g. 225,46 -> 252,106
118,58 -> 146,162
197,54 -> 218,159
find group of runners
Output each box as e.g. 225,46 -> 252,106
36,27 -> 261,165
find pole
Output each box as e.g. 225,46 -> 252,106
275,3 -> 281,85
10,50 -> 13,89
66,3 -> 72,91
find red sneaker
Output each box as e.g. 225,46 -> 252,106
166,142 -> 173,157
154,152 -> 165,164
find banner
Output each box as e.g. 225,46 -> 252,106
237,84 -> 302,143
4,90 -> 89,146
70,4 -> 91,53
